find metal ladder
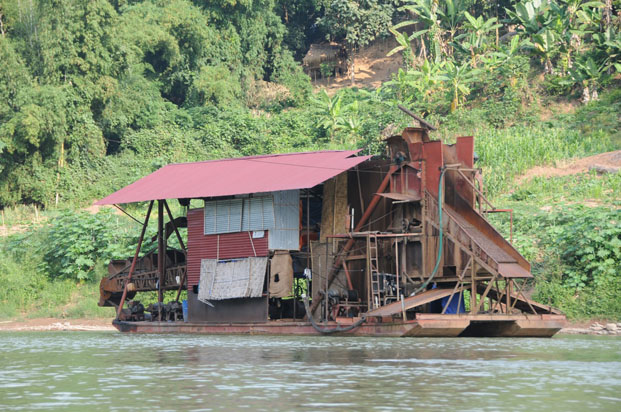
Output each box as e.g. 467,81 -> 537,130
367,234 -> 381,310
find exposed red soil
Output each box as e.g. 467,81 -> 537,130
312,38 -> 402,94
515,150 -> 621,185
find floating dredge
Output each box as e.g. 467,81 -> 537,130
98,111 -> 565,337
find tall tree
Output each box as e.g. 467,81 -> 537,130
319,0 -> 395,84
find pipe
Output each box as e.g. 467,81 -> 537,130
116,201 -> 154,319
303,281 -> 366,334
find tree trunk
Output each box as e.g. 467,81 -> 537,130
603,0 -> 612,29
419,38 -> 427,59
348,46 -> 355,86
582,85 -> 590,104
544,58 -> 553,75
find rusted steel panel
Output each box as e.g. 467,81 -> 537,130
456,136 -> 474,167
187,208 -> 269,286
450,194 -> 530,271
498,263 -> 533,278
422,141 -> 443,197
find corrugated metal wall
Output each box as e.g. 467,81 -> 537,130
204,199 -> 243,234
187,208 -> 269,286
242,196 -> 275,231
269,190 -> 300,250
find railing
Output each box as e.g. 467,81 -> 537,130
107,265 -> 186,293
425,191 -> 499,274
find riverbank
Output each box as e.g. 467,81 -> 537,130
0,318 -> 115,332
561,322 -> 621,336
1,317 -> 620,335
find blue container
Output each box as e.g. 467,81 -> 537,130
182,300 -> 188,322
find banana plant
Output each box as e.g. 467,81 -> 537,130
407,58 -> 448,102
505,0 -> 554,35
482,34 -> 533,90
385,59 -> 447,113
566,57 -> 608,102
443,60 -> 480,112
531,28 -> 558,74
387,27 -> 428,70
489,34 -> 531,65
310,90 -> 346,142
397,0 -> 445,62
457,11 -> 502,67
592,26 -> 621,74
341,100 -> 363,144
438,0 -> 468,55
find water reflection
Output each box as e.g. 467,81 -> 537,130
0,333 -> 619,411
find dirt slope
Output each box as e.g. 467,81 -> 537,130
312,38 -> 402,93
516,150 -> 621,184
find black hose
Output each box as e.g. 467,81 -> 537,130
303,293 -> 366,334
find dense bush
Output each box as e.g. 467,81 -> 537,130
4,209 -> 146,282
538,206 -> 620,290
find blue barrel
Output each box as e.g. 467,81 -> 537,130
182,300 -> 188,322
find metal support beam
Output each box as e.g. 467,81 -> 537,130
116,201 -> 154,319
157,200 -> 165,320
164,200 -> 186,251
475,272 -> 498,313
470,261 -> 477,314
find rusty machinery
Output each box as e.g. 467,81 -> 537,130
99,205 -> 188,322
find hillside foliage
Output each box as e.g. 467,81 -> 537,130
0,0 -> 619,319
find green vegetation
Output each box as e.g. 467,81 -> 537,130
489,171 -> 621,319
0,0 -> 619,320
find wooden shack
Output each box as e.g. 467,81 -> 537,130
302,43 -> 347,80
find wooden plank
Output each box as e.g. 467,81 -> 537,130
366,288 -> 458,317
477,284 -> 562,315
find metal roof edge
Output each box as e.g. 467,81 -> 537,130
164,149 -> 363,167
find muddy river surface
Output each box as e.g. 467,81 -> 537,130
0,332 -> 620,411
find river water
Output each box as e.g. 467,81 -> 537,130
0,332 -> 619,411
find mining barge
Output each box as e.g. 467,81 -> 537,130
97,113 -> 565,337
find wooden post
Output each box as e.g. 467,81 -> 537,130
163,200 -> 188,303
116,201 -> 154,319
470,262 -> 477,314
420,160 -> 426,281
366,235 -> 371,312
506,279 -> 512,314
157,200 -> 165,319
395,238 -> 400,299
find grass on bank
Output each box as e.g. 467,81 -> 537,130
489,170 -> 620,320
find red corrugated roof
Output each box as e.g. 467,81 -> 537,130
96,150 -> 371,205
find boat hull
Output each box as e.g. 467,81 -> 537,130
113,314 -> 566,337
